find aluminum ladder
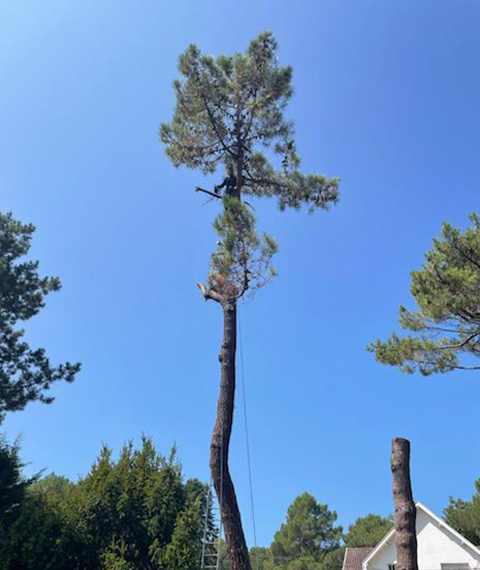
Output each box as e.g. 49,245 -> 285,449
200,480 -> 223,570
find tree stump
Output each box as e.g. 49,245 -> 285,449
391,437 -> 418,570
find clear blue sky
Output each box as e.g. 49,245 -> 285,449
1,0 -> 480,548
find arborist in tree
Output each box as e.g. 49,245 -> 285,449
214,163 -> 237,197
195,163 -> 238,201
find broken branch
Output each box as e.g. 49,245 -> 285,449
197,282 -> 222,303
195,187 -> 222,199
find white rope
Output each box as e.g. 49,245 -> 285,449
218,421 -> 224,570
238,309 -> 259,570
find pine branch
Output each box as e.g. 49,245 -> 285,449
195,187 -> 222,199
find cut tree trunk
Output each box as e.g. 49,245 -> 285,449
210,300 -> 252,570
391,437 -> 418,570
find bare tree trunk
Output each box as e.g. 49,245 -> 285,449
391,438 -> 418,570
210,300 -> 252,570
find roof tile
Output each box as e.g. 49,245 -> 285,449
343,547 -> 374,570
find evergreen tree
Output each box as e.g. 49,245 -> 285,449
0,472 -> 83,570
269,492 -> 342,570
161,31 -> 339,570
249,547 -> 270,570
162,496 -> 203,570
0,436 -> 31,524
0,488 -> 74,570
0,211 -> 80,421
101,539 -> 136,570
344,514 -> 392,548
0,438 -> 208,570
75,437 -> 186,568
444,474 -> 480,545
318,547 -> 345,570
369,214 -> 480,375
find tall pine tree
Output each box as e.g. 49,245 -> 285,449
269,492 -> 342,570
161,32 -> 339,570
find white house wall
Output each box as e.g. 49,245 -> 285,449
364,508 -> 480,570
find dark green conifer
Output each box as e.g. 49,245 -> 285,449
369,214 -> 480,374
0,211 -> 80,420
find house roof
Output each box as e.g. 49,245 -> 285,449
362,502 -> 480,569
342,502 -> 480,570
343,547 -> 374,570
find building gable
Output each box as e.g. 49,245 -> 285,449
362,503 -> 480,570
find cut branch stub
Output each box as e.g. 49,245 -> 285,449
197,282 -> 222,303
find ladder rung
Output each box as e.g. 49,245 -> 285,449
201,480 -> 223,570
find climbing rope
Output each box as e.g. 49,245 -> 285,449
238,309 -> 259,570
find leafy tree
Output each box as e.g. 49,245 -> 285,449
0,437 -> 209,570
0,437 -> 44,569
269,492 -> 342,570
369,214 -> 480,375
258,511 -> 392,570
101,539 -> 136,570
31,473 -> 73,498
162,496 -> 203,570
318,547 -> 346,570
344,514 -> 392,547
0,488 -> 74,570
0,211 -> 80,421
444,474 -> 480,545
161,31 -> 339,570
0,436 -> 32,524
249,547 -> 270,570
0,472 -> 85,570
250,543 -> 345,570
74,437 -> 187,568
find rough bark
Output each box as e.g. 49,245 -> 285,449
210,300 -> 252,570
391,438 -> 418,570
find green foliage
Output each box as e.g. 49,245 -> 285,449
317,547 -> 345,570
444,472 -> 480,545
160,32 -> 338,211
101,539 -> 136,570
369,214 -> 480,374
209,196 -> 277,298
253,507 -> 390,570
162,496 -> 203,570
0,437 -> 208,570
74,437 -> 187,568
217,539 -> 231,570
344,514 -> 392,547
0,450 -> 393,570
0,488 -> 77,570
0,211 -> 80,421
269,492 -> 342,570
249,546 -> 271,570
0,436 -> 31,523
161,32 -> 338,301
